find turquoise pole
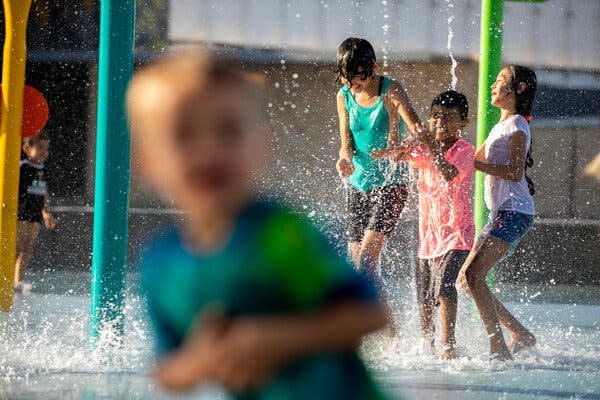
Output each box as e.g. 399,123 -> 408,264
90,0 -> 135,344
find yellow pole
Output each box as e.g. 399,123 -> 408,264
0,0 -> 33,310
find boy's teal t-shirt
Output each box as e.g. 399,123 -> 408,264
140,201 -> 388,400
341,77 -> 408,192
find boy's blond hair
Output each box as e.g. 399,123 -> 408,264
127,51 -> 257,133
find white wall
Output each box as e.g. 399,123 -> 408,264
169,0 -> 600,71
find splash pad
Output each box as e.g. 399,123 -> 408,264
1,269 -> 598,399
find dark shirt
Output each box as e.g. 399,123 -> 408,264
18,160 -> 47,223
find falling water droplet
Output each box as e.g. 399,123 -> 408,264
447,13 -> 458,90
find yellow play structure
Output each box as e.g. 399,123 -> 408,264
0,0 -> 33,310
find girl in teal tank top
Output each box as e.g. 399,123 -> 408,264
340,77 -> 407,191
335,38 -> 423,297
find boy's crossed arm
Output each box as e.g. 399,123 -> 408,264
372,119 -> 461,182
421,133 -> 460,182
155,300 -> 387,393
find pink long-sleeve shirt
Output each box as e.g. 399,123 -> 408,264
409,138 -> 475,259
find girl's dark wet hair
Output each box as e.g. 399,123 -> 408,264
506,65 -> 537,195
335,38 -> 376,86
431,90 -> 468,120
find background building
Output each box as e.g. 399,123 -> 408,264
2,0 -> 599,283
166,0 -> 600,283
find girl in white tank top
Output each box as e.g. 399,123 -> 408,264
457,65 -> 538,361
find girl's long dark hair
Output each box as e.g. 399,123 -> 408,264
335,38 -> 376,86
507,65 -> 537,195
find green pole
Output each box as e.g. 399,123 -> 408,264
475,0 -> 504,287
475,0 -> 504,234
90,0 -> 135,344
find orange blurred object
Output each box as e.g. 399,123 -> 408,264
0,84 -> 49,137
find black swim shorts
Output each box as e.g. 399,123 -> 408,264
416,250 -> 469,305
346,184 -> 408,243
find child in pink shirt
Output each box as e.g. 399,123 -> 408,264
375,90 -> 474,359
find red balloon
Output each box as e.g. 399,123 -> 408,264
0,84 -> 49,137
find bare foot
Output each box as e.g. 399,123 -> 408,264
489,345 -> 512,361
489,338 -> 512,361
441,346 -> 457,360
382,308 -> 398,340
383,322 -> 397,340
508,333 -> 536,353
420,337 -> 435,356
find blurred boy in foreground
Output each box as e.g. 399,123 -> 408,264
128,51 -> 390,399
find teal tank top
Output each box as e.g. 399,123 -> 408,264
340,77 -> 408,192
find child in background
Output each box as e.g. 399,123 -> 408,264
374,90 -> 474,359
129,51 -> 390,399
335,37 -> 422,289
15,132 -> 56,291
457,65 -> 538,360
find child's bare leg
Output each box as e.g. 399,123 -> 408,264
493,297 -> 536,351
358,230 -> 386,280
418,302 -> 435,352
348,242 -> 361,268
439,297 -> 457,359
15,221 -> 40,284
457,243 -> 480,295
359,230 -> 395,335
464,236 -> 512,360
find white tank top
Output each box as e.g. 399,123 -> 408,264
484,114 -> 535,216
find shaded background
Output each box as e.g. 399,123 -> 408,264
0,0 -> 598,284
